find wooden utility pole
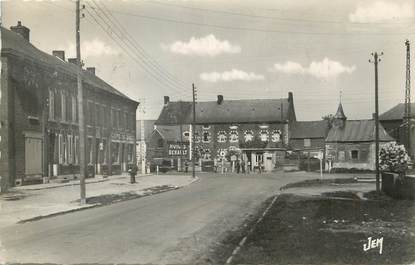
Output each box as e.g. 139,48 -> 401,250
192,84 -> 197,178
76,0 -> 86,204
370,52 -> 383,193
405,40 -> 412,157
139,98 -> 146,175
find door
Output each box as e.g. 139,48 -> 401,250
25,137 -> 42,175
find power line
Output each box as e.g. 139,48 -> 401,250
102,8 -> 415,37
92,0 -> 188,89
146,0 -> 415,26
84,4 -> 190,99
86,2 -> 189,97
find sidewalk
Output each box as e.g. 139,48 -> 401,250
0,174 -> 197,228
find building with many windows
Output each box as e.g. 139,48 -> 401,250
150,93 -> 296,172
0,22 -> 138,190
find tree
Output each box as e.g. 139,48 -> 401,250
322,114 -> 334,128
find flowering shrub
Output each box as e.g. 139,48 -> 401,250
379,142 -> 411,173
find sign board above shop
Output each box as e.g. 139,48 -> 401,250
168,142 -> 189,156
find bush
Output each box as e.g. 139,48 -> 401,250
379,142 -> 411,173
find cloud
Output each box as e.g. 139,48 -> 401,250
61,39 -> 118,58
349,1 -> 414,23
162,34 -> 241,56
200,69 -> 265,82
269,58 -> 356,80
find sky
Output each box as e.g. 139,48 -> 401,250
1,0 -> 415,121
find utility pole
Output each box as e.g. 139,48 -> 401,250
405,40 -> 412,157
76,0 -> 86,204
139,98 -> 146,175
192,84 -> 197,178
369,51 -> 383,193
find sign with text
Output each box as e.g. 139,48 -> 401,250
168,142 -> 188,156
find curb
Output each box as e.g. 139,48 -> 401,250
225,195 -> 279,265
16,177 -> 197,224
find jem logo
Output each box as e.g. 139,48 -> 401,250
363,236 -> 383,254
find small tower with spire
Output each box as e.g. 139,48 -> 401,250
333,90 -> 347,129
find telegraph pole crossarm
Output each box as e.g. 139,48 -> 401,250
369,51 -> 384,193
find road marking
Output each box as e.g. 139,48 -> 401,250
225,195 -> 279,265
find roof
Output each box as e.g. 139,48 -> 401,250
136,120 -> 156,141
326,120 -> 394,142
290,120 -> 329,139
155,101 -> 193,125
1,27 -> 136,104
154,125 -> 184,142
155,97 -> 295,125
379,103 -> 415,121
334,103 -> 347,120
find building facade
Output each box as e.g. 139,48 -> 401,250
0,22 -> 138,190
325,103 -> 394,171
150,93 -> 296,172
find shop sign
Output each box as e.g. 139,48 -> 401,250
168,142 -> 188,156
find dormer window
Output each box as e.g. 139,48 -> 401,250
271,129 -> 282,143
244,130 -> 254,142
260,129 -> 269,142
229,127 -> 239,143
217,131 -> 227,143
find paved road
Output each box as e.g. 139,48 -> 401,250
0,172 -> 316,264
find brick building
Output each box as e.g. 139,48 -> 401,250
150,93 -> 296,172
0,22 -> 138,190
379,103 -> 415,158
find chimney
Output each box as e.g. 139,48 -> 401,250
68,58 -> 77,64
52,50 -> 65,61
86,67 -> 95,75
217,95 -> 224,105
164,96 -> 170,106
10,21 -> 30,42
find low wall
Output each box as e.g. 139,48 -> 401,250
381,172 -> 415,200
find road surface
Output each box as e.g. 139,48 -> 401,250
0,172 -> 311,264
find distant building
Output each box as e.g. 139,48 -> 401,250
0,22 -> 138,189
379,103 -> 415,158
151,93 -> 297,172
289,120 -> 329,155
135,119 -> 156,170
325,103 -> 394,171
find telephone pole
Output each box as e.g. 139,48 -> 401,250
192,84 -> 197,178
76,0 -> 86,204
139,98 -> 146,175
369,51 -> 383,193
405,40 -> 412,157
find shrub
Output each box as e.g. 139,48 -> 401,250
379,142 -> 411,173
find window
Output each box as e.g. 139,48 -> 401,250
67,134 -> 73,164
58,134 -> 63,164
203,125 -> 210,130
158,139 -> 164,148
217,131 -> 227,143
61,91 -> 66,122
127,144 -> 134,162
72,95 -> 77,123
260,129 -> 269,142
96,103 -> 101,127
112,142 -> 120,164
183,131 -> 190,139
48,89 -> 54,120
229,130 -> 239,143
271,129 -> 282,143
54,90 -> 61,120
338,151 -> 345,161
304,138 -> 311,147
203,131 -> 211,143
244,130 -> 254,142
87,138 -> 93,164
66,94 -> 72,122
102,140 -> 107,164
351,150 -> 359,159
